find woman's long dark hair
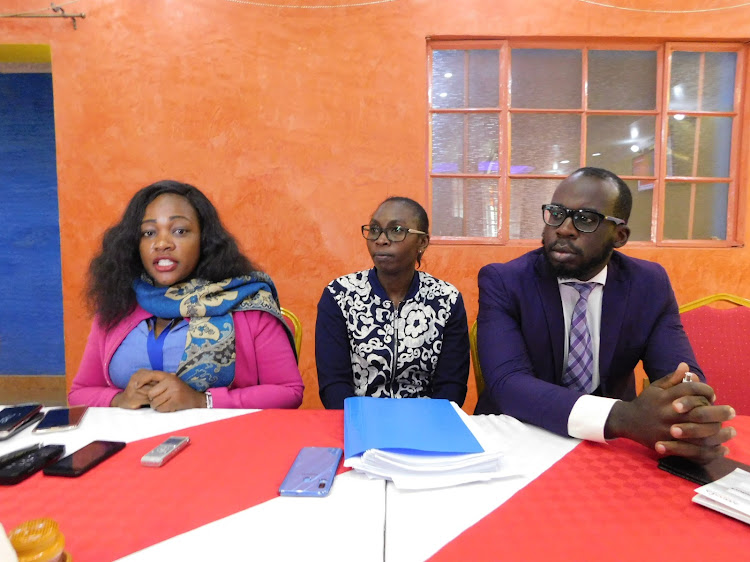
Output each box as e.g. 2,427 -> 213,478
88,180 -> 259,327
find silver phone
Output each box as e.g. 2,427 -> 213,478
141,436 -> 190,467
32,406 -> 89,434
0,404 -> 43,440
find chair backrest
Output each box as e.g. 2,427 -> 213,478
679,294 -> 750,415
280,307 -> 302,360
469,320 -> 485,396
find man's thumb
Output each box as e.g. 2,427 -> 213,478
652,362 -> 689,389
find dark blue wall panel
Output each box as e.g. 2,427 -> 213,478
0,73 -> 64,374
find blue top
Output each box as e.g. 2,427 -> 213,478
109,318 -> 189,388
316,269 -> 470,409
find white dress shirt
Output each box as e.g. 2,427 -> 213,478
558,266 -> 619,442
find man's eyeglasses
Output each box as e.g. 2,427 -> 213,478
542,204 -> 627,234
361,225 -> 427,242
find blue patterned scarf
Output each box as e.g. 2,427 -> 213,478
133,274 -> 293,392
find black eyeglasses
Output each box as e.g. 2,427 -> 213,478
361,225 -> 427,242
542,204 -> 627,233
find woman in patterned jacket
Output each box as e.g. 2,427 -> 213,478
69,180 -> 303,411
315,196 -> 470,409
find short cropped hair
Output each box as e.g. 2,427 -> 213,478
571,167 -> 633,222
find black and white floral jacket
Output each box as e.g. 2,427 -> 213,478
316,268 -> 470,409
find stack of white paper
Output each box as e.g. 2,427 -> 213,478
693,468 -> 750,525
343,397 -> 522,490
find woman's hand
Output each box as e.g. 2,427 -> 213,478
142,371 -> 206,412
110,369 -> 161,409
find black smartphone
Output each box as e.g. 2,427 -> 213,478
658,455 -> 750,486
43,440 -> 126,478
32,406 -> 89,434
0,404 -> 43,440
0,444 -> 42,468
0,445 -> 66,485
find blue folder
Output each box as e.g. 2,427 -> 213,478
343,397 -> 484,459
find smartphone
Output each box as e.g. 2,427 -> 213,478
0,444 -> 42,468
141,436 -> 190,467
32,406 -> 89,434
0,445 -> 65,485
658,455 -> 750,486
0,404 -> 43,440
43,440 -> 126,478
279,446 -> 343,497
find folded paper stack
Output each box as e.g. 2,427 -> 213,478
693,468 -> 750,525
343,397 -> 519,490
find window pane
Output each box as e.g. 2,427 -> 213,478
511,114 -> 580,175
509,179 -> 559,239
432,50 -> 500,108
432,177 -> 499,237
468,114 -> 500,174
587,115 -> 656,177
667,116 -> 732,177
432,113 -> 500,174
431,113 -> 463,173
588,50 -> 657,110
703,52 -> 737,112
511,49 -> 581,109
432,177 -> 464,236
465,178 -> 499,237
664,182 -> 728,240
626,179 -> 653,242
670,51 -> 737,112
432,50 -> 465,109
468,50 -> 500,107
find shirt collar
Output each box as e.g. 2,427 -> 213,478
556,264 -> 608,287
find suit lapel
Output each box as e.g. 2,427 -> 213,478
534,254 -> 566,382
599,254 -> 629,384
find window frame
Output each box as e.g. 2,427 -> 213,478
427,38 -> 746,247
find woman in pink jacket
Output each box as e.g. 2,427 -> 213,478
69,180 -> 304,411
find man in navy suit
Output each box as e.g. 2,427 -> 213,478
475,167 -> 735,462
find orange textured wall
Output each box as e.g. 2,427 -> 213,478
3,0 -> 750,412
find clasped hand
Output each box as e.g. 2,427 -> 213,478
607,362 -> 736,463
111,369 -> 205,412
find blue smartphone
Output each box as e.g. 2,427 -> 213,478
279,446 -> 343,497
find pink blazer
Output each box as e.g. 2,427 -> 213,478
69,305 -> 304,409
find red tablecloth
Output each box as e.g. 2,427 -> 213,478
0,409 -> 345,561
432,415 -> 750,561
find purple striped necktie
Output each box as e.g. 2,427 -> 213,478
562,282 -> 597,393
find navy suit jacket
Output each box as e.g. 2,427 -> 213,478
474,248 -> 702,437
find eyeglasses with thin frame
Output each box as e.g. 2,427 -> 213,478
542,204 -> 627,234
361,224 -> 427,242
